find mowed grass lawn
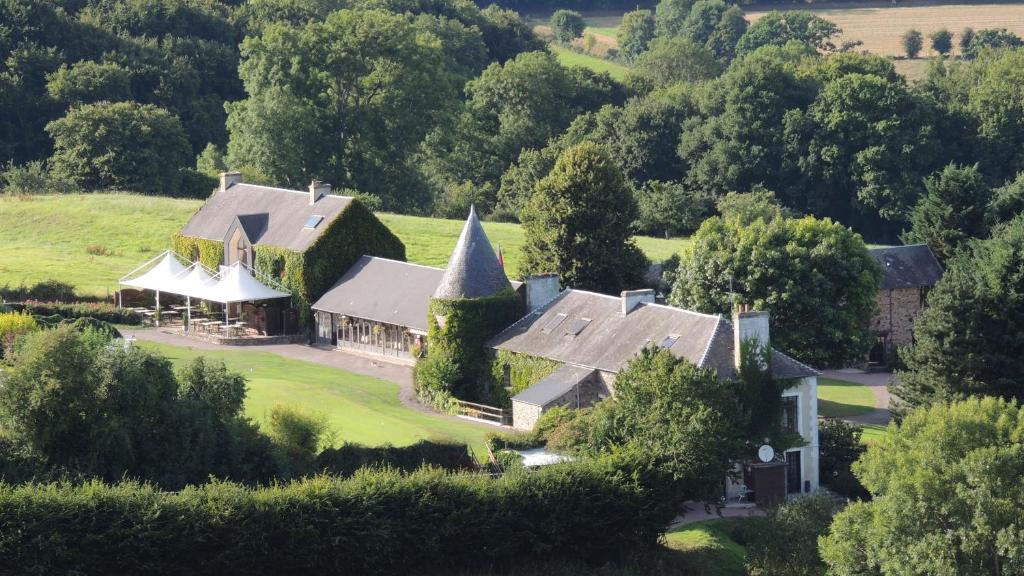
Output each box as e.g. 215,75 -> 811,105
663,519 -> 747,576
817,377 -> 877,419
0,193 -> 688,296
547,43 -> 629,80
137,341 -> 493,457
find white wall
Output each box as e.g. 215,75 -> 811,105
784,375 -> 819,492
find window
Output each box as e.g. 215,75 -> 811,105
566,317 -> 591,336
782,396 -> 798,434
541,313 -> 568,333
660,335 -> 680,349
785,450 -> 802,494
304,215 -> 324,229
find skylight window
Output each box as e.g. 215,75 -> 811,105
304,215 -> 324,229
660,335 -> 680,349
567,317 -> 591,336
541,313 -> 567,334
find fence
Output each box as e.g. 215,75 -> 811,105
454,399 -> 510,426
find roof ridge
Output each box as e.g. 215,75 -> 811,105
696,314 -> 725,368
643,301 -> 723,320
487,289 -> 570,344
229,182 -> 354,199
363,255 -> 444,272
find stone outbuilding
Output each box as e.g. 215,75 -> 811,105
868,244 -> 943,364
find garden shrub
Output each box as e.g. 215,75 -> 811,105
0,279 -> 77,303
490,350 -> 561,406
818,418 -> 868,499
744,493 -> 835,576
63,317 -> 122,340
21,300 -> 142,325
0,452 -> 678,575
413,353 -> 461,413
315,440 -> 476,477
0,311 -> 39,358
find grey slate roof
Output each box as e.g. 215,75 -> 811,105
488,289 -> 817,381
310,256 -> 443,332
869,244 -> 943,290
433,206 -> 512,299
512,364 -> 597,407
179,183 -> 352,252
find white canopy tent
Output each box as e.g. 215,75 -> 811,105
119,252 -> 291,335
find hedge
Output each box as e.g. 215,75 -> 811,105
0,454 -> 678,575
315,440 -> 476,477
20,300 -> 142,325
0,280 -> 78,303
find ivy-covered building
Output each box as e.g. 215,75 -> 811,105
173,172 -> 405,327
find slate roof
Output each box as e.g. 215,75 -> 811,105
179,182 -> 352,252
489,289 -> 817,381
310,256 -> 443,332
434,206 -> 512,299
869,244 -> 944,290
512,364 -> 597,407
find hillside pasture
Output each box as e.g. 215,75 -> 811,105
0,194 -> 688,297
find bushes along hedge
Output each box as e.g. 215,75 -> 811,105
315,440 -> 476,477
20,300 -> 142,325
0,453 -> 678,575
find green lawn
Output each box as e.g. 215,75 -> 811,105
817,377 -> 877,419
585,26 -> 619,37
137,341 -> 493,458
662,519 -> 747,576
548,44 -> 629,80
0,193 -> 688,297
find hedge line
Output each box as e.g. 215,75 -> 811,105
315,440 -> 476,477
0,455 -> 677,575
19,300 -> 142,325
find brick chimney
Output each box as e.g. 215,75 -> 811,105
219,171 -> 242,193
525,274 -> 560,312
309,179 -> 330,205
733,304 -> 770,370
621,289 -> 655,316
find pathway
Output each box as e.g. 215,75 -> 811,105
125,328 -> 492,427
821,369 -> 893,426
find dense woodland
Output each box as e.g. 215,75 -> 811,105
3,0 -> 1024,246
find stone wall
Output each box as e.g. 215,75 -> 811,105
872,287 -> 927,356
511,371 -> 613,430
512,401 -> 543,431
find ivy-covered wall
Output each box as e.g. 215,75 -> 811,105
172,199 -> 406,328
419,290 -> 523,404
489,350 -> 562,408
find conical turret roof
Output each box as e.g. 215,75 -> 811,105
434,206 -> 511,299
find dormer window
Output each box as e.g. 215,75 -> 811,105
304,215 -> 324,229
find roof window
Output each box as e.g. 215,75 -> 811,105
567,317 -> 591,336
304,215 -> 324,229
660,335 -> 680,349
541,313 -> 567,334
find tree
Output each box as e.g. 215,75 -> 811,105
987,172 -> 1024,226
735,11 -> 840,57
893,215 -> 1024,415
45,60 -> 132,106
959,26 -> 975,53
617,9 -> 656,62
930,28 -> 953,56
654,0 -> 696,38
45,101 -> 190,194
627,37 -> 722,91
902,29 -> 923,58
681,0 -> 748,62
670,214 -> 882,367
715,189 -> 793,225
176,357 -> 247,422
635,181 -> 713,238
549,9 -> 584,44
479,5 -> 546,63
821,397 -> 1024,575
746,494 -> 834,576
227,9 -> 461,210
195,143 -> 227,177
902,163 -> 991,262
520,143 -> 648,294
963,27 -> 1023,59
818,418 -> 867,499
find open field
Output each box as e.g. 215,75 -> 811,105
747,2 -> 1024,57
138,340 -> 493,456
0,194 -> 688,296
549,42 -> 628,76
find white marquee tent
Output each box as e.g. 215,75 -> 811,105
119,251 -> 291,333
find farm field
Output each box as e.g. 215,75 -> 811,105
0,193 -> 689,297
548,43 -> 628,79
138,340 -> 493,457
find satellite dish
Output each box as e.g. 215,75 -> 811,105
757,444 -> 775,463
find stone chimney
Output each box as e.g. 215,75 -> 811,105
525,274 -> 560,312
733,303 -> 770,371
621,289 -> 655,316
309,179 -> 330,205
219,171 -> 242,193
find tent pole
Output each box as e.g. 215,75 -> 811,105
117,284 -> 121,309
224,302 -> 228,337
156,290 -> 160,327
186,295 -> 191,333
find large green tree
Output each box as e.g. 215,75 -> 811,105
520,142 -> 648,294
821,397 -> 1024,575
893,215 -> 1024,415
735,11 -> 840,57
627,36 -> 722,92
670,213 -> 882,367
902,163 -> 991,261
680,0 -> 747,62
654,0 -> 696,39
617,9 -> 656,62
45,101 -> 190,194
227,8 -> 462,210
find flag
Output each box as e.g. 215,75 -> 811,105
497,243 -> 505,268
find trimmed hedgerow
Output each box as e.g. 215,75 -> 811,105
315,440 -> 476,477
20,300 -> 141,325
419,290 -> 522,406
0,279 -> 78,303
0,453 -> 678,575
176,199 -> 405,328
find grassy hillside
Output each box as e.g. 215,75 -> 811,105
548,44 -> 628,80
0,193 -> 688,297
